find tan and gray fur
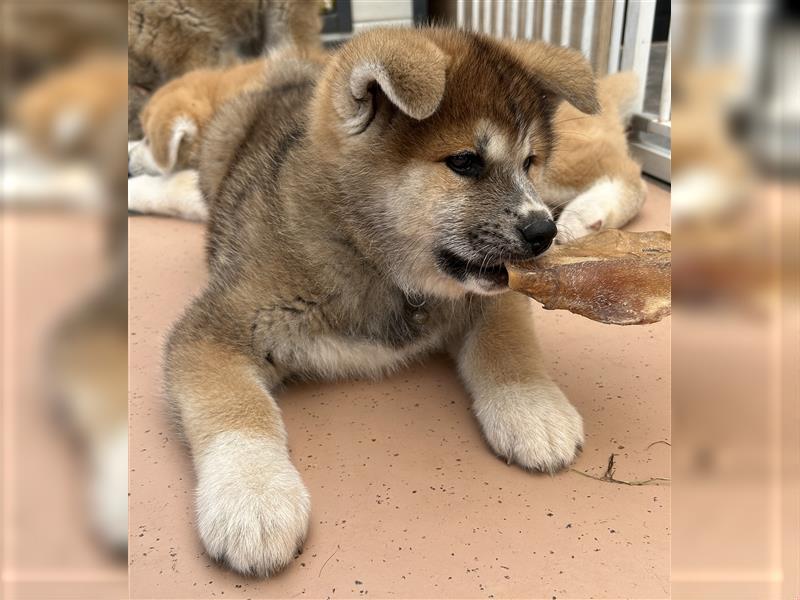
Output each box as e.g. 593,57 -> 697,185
128,0 -> 322,139
164,28 -> 639,577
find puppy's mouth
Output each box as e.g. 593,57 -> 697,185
435,248 -> 509,287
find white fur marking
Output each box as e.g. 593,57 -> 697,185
127,115 -> 197,176
127,138 -> 162,176
166,116 -> 197,172
128,170 -> 207,221
476,119 -> 510,163
472,380 -> 584,472
458,322 -> 584,472
518,183 -> 551,216
195,432 -> 310,576
555,177 -> 644,243
462,278 -> 509,296
296,330 -> 445,380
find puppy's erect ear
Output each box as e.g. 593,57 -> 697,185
501,40 -> 600,115
331,29 -> 450,134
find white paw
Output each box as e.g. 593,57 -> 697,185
195,433 -> 310,576
555,207 -> 603,244
553,176 -> 636,243
128,170 -> 207,221
474,382 -> 584,473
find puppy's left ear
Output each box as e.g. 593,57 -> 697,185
502,40 -> 600,114
330,28 -> 450,134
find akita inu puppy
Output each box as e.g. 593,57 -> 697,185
165,28 -> 626,576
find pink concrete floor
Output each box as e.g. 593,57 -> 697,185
129,180 -> 671,599
2,212 -> 127,600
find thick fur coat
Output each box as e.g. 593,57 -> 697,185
163,27 -> 644,577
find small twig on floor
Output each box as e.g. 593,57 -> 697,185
604,452 -> 617,479
570,453 -> 670,486
645,439 -> 672,451
318,544 -> 340,577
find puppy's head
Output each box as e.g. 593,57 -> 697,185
128,80 -> 212,176
314,28 -> 598,298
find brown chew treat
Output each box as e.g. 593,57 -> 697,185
505,230 -> 671,325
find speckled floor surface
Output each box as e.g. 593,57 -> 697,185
129,179 -> 670,599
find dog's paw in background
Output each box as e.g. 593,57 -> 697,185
555,202 -> 606,244
474,381 -> 584,473
195,433 -> 311,577
555,176 -> 646,244
128,169 -> 208,221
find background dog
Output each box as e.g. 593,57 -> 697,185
128,59 -> 271,177
128,0 -> 323,139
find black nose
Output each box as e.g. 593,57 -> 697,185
518,214 -> 557,256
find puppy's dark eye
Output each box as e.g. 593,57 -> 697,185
523,155 -> 537,171
445,152 -> 484,178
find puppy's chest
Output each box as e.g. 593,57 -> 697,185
251,292 -> 459,378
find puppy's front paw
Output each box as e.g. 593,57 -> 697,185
195,433 -> 310,577
474,382 -> 584,473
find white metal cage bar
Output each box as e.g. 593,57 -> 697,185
560,0 -> 573,46
471,0 -> 479,30
495,0 -> 506,37
580,0 -> 596,60
456,0 -> 465,28
608,0 -> 625,73
482,0 -> 492,34
541,0 -> 553,43
524,0 -> 535,39
620,0 -> 657,114
509,0 -> 520,39
659,26 -> 672,122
